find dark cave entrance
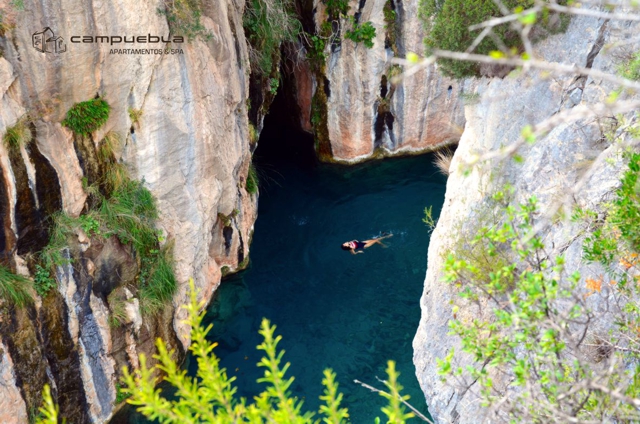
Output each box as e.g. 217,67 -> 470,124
252,70 -> 317,171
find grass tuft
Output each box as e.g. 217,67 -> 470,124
139,244 -> 177,315
128,108 -> 143,126
3,115 -> 32,151
0,265 -> 33,307
98,131 -> 119,163
108,288 -> 130,327
62,98 -> 110,135
434,149 -> 454,176
246,163 -> 259,194
244,0 -> 301,75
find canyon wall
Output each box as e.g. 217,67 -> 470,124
0,0 -> 256,421
413,12 -> 640,423
288,0 -> 466,162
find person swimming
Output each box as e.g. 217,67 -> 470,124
341,233 -> 393,254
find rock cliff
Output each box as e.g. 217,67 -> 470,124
413,12 -> 640,423
286,0 -> 466,162
0,0 -> 256,421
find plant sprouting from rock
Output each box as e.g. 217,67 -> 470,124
2,115 -> 32,151
345,20 -> 376,48
438,161 -> 640,421
62,98 -> 110,135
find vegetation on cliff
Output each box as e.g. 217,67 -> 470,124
62,98 -> 111,135
418,0 -> 569,78
2,115 -> 32,151
244,0 -> 301,76
158,0 -> 211,41
438,149 -> 640,421
37,131 -> 176,316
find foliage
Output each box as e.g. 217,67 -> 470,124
307,35 -> 327,70
246,162 -> 259,194
3,115 -> 32,151
158,0 -> 211,41
128,108 -> 143,126
619,51 -> 640,81
268,77 -> 279,95
33,265 -> 56,297
34,385 -> 58,424
39,152 -> 176,314
323,0 -> 349,19
61,98 -> 110,135
344,20 -> 376,49
0,265 -> 33,307
418,0 -> 569,78
108,288 -> 130,328
139,245 -> 177,316
120,279 -> 416,423
116,383 -> 131,404
438,157 -> 640,421
100,178 -> 159,256
422,206 -> 436,232
244,0 -> 301,76
585,152 -> 640,263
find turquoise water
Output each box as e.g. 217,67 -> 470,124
115,120 -> 447,422
187,152 -> 446,421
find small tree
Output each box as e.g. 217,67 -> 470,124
117,279 -> 422,423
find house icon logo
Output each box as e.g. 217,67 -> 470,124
32,27 -> 66,53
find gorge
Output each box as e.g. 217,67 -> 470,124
1,0 -> 640,422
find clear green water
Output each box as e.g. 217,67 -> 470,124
189,153 -> 446,421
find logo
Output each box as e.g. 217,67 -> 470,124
32,27 -> 67,53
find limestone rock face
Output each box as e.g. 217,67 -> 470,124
413,14 -> 640,423
304,0 -> 465,162
0,0 -> 257,421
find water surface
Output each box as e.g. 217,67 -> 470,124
192,152 -> 446,421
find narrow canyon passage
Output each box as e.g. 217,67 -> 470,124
195,101 -> 444,420
120,90 -> 446,422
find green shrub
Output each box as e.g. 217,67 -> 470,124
118,279 -> 416,423
323,0 -> 349,19
3,116 -> 32,151
246,163 -> 259,194
418,0 -> 569,78
33,265 -> 56,297
619,52 -> 640,81
0,265 -> 33,307
345,20 -> 376,48
244,0 -> 301,75
158,0 -> 211,41
438,157 -> 640,420
584,151 -> 640,263
307,35 -> 327,70
62,98 -> 110,135
268,77 -> 279,95
35,385 -> 57,424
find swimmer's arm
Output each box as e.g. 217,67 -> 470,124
351,249 -> 363,255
